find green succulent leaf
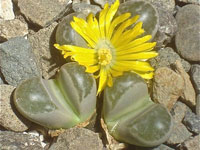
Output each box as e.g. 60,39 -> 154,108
56,12 -> 89,47
14,63 -> 97,129
103,72 -> 173,147
118,0 -> 159,39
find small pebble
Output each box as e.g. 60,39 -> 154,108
153,67 -> 184,110
175,61 -> 196,107
179,134 -> 200,150
167,122 -> 192,144
191,64 -> 200,94
183,111 -> 200,134
196,94 -> 200,116
0,19 -> 28,42
0,0 -> 15,20
171,101 -> 191,124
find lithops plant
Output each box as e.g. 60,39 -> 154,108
14,63 -> 97,129
56,0 -> 159,46
102,72 -> 173,147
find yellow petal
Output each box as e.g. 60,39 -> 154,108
111,15 -> 140,44
107,13 -> 131,39
72,54 -> 98,66
109,68 -> 123,77
132,71 -> 154,79
54,44 -> 96,53
87,13 -> 100,40
99,3 -> 109,38
107,73 -> 113,87
97,67 -> 108,95
85,65 -> 100,73
116,35 -> 152,51
114,22 -> 144,47
114,61 -> 154,72
116,42 -> 156,55
105,0 -> 120,36
116,51 -> 158,60
70,21 -> 96,48
73,16 -> 99,43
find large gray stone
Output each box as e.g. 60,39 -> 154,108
28,22 -> 65,79
150,47 -> 191,72
18,0 -> 71,27
0,37 -> 40,86
0,19 -> 28,42
175,4 -> 200,61
49,128 -> 104,150
0,131 -> 43,150
0,84 -> 31,131
153,67 -> 184,110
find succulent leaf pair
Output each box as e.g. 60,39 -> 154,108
14,62 -> 172,147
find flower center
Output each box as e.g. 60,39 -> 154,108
98,48 -> 112,66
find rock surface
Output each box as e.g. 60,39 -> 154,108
175,4 -> 200,61
28,22 -> 65,79
49,127 -> 104,150
183,111 -> 200,134
0,37 -> 40,86
153,67 -> 184,110
0,84 -> 31,131
179,134 -> 200,150
153,8 -> 177,48
177,0 -> 200,5
171,101 -> 191,124
196,94 -> 200,116
0,19 -> 28,42
0,131 -> 43,150
0,0 -> 15,20
167,122 -> 192,145
144,0 -> 175,12
175,61 -> 196,107
191,64 -> 200,94
150,47 -> 190,72
18,0 -> 71,27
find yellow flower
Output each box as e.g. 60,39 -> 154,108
54,0 -> 158,94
